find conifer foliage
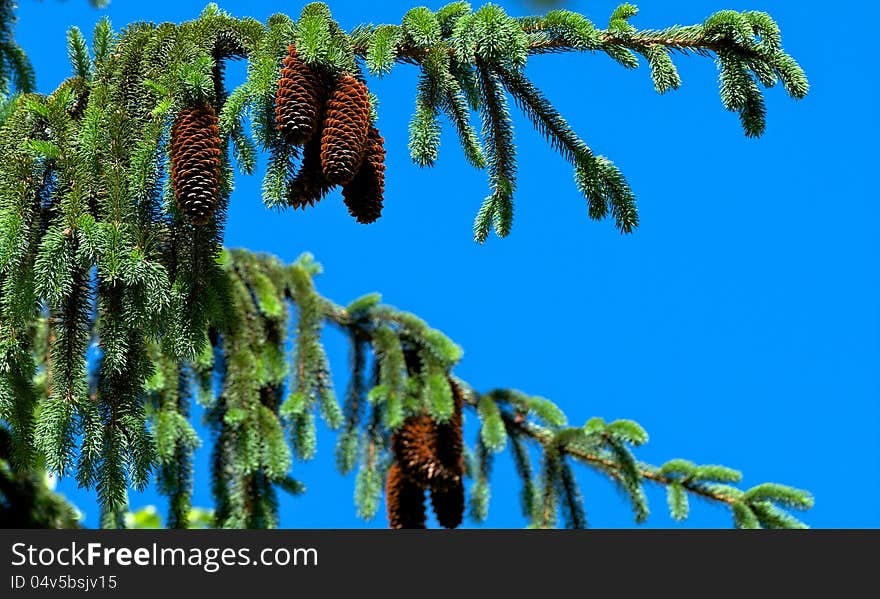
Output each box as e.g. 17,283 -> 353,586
0,0 -> 34,99
0,2 -> 814,529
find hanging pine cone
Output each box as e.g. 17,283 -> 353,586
386,463 -> 427,529
392,415 -> 440,486
170,102 -> 222,225
392,415 -> 462,490
434,378 -> 465,485
320,74 -> 371,185
275,45 -> 325,146
386,377 -> 467,529
342,126 -> 386,224
288,133 -> 334,208
429,480 -> 465,529
429,377 -> 466,528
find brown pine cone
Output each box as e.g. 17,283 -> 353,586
428,377 -> 466,528
275,45 -> 325,146
288,132 -> 334,208
320,74 -> 371,185
386,463 -> 426,529
170,102 -> 222,225
392,415 -> 462,490
387,378 -> 467,529
341,126 -> 386,224
392,415 -> 439,486
430,479 -> 465,529
434,378 -> 465,486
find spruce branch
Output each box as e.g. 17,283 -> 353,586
474,390 -> 811,528
473,61 -> 516,242
253,252 -> 812,528
344,4 -> 806,238
0,1 -> 812,529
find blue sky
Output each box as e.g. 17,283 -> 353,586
18,0 -> 877,528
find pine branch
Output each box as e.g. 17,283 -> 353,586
0,2 -> 812,529
350,17 -> 804,84
513,416 -> 737,507
272,257 -> 811,528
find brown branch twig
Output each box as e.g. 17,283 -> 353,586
349,27 -> 756,66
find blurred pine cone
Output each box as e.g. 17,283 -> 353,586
392,412 -> 462,490
392,415 -> 439,486
288,133 -> 334,208
275,45 -> 325,146
428,378 -> 466,528
429,480 -> 465,529
434,378 -> 465,484
387,378 -> 466,529
170,102 -> 222,225
342,126 -> 386,224
320,74 -> 371,185
386,463 -> 426,529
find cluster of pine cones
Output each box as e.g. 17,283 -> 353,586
275,44 -> 386,223
386,378 -> 466,529
168,44 -> 386,226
